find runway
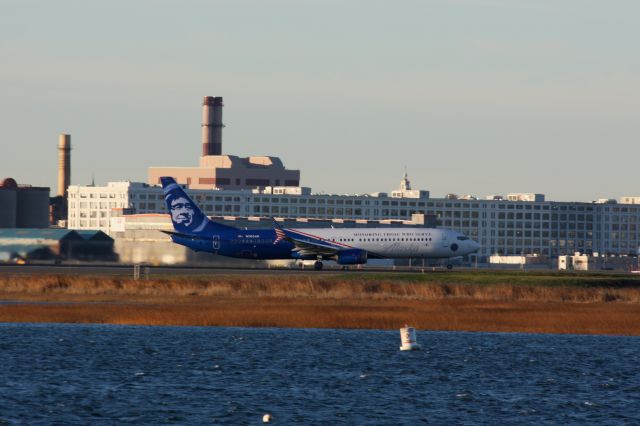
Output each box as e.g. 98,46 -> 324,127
0,263 -> 348,277
0,263 -> 439,277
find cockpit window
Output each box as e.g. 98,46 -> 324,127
457,236 -> 469,241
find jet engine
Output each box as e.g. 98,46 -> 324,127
336,249 -> 368,265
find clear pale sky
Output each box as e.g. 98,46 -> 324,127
1,0 -> 638,201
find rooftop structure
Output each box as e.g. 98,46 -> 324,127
390,171 -> 429,199
506,193 -> 545,202
620,197 -> 640,205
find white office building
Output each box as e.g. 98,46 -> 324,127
67,174 -> 640,261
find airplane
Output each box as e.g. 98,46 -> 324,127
160,176 -> 480,270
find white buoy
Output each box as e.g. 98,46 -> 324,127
399,325 -> 421,351
262,413 -> 272,423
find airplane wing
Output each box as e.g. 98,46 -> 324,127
272,218 -> 342,257
272,218 -> 387,259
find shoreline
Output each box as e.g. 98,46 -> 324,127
1,271 -> 639,336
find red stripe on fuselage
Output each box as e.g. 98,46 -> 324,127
286,228 -> 355,249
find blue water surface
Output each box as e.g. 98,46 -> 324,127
0,323 -> 638,425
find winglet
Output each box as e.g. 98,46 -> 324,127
271,217 -> 283,230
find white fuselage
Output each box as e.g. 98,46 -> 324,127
289,227 -> 480,259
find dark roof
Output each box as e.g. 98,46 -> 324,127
0,228 -> 83,241
76,230 -> 114,242
0,244 -> 51,256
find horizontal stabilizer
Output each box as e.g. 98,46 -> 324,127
160,229 -> 212,241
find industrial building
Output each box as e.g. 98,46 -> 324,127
0,178 -> 50,228
0,134 -> 70,228
147,97 -> 300,190
558,253 -> 637,272
0,228 -> 115,262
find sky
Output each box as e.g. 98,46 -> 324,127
1,0 -> 639,202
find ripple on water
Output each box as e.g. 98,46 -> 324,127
0,324 -> 638,424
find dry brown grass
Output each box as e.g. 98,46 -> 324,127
1,273 -> 640,335
1,297 -> 638,335
2,274 -> 640,303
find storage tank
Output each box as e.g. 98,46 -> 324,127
16,187 -> 50,228
0,186 -> 17,228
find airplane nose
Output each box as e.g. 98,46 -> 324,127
470,240 -> 481,253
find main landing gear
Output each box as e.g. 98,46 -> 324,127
446,264 -> 453,270
314,260 -> 324,271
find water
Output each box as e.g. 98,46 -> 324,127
0,324 -> 638,425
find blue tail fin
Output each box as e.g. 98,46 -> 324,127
160,176 -> 236,235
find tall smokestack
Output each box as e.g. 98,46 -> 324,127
201,96 -> 224,156
57,134 -> 71,197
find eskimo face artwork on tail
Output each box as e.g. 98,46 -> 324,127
161,177 -> 208,234
170,196 -> 195,227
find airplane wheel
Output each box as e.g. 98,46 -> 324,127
446,264 -> 453,270
314,261 -> 324,271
